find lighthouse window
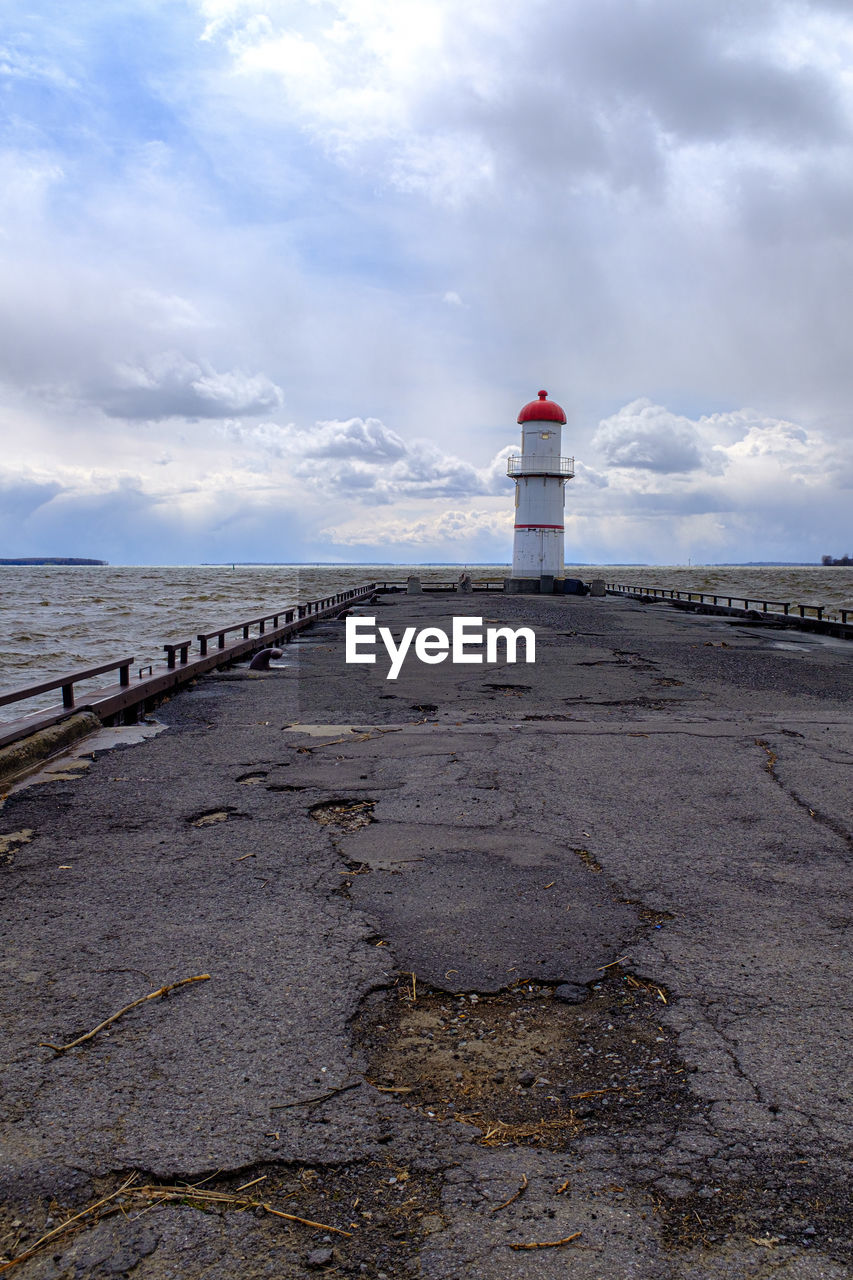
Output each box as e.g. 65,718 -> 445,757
540,431 -> 552,439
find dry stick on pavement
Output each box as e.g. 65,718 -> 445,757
568,1086 -> 642,1099
38,975 -> 211,1054
0,1173 -> 139,1274
509,1232 -> 583,1251
1,1178 -> 355,1271
490,1173 -> 528,1213
293,727 -> 403,753
260,1203 -> 352,1235
272,1081 -> 362,1110
133,1186 -> 353,1236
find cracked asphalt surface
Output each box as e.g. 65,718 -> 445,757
1,591 -> 851,1278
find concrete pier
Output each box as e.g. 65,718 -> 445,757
1,593 -> 851,1278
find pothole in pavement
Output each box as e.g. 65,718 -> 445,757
354,978 -> 853,1264
309,799 -> 376,831
353,970 -> 696,1151
187,807 -> 248,826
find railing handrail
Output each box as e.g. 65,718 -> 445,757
0,657 -> 135,709
506,454 -> 574,476
604,583 -> 832,620
0,584 -> 376,727
197,608 -> 296,649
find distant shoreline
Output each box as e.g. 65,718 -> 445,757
0,558 -> 836,569
0,557 -> 108,566
198,560 -> 825,568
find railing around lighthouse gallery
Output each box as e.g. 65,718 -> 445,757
506,454 -> 575,478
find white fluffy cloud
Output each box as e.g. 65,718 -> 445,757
592,400 -> 712,473
224,417 -> 514,501
0,393 -> 848,564
100,353 -> 284,419
1,0 -> 852,563
321,506 -> 511,550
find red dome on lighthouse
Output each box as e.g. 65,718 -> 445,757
518,389 -> 566,424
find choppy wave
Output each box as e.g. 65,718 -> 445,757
1,563 -> 850,721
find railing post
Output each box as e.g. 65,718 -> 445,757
62,682 -> 74,709
119,663 -> 130,687
198,635 -> 208,656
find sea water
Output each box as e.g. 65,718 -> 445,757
1,563 -> 851,721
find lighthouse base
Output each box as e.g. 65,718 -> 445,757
503,575 -> 559,595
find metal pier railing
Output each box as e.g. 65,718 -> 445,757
604,582 -> 852,637
0,584 -> 376,751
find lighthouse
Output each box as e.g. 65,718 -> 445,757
506,390 -> 575,587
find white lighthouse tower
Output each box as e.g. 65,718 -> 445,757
506,390 -> 575,586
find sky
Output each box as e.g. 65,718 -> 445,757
1,0 -> 852,566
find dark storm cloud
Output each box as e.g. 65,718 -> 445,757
0,472 -> 317,564
555,0 -> 842,147
415,0 -> 843,202
0,478 -> 62,524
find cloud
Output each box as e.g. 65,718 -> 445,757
1,1 -> 852,566
302,417 -> 408,461
98,354 -> 284,420
0,476 -> 63,525
194,0 -> 848,208
225,416 -> 515,500
592,399 -> 711,473
588,401 -> 846,493
0,40 -> 77,90
321,506 -> 511,549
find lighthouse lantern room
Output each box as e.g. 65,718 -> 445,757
506,390 -> 575,583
